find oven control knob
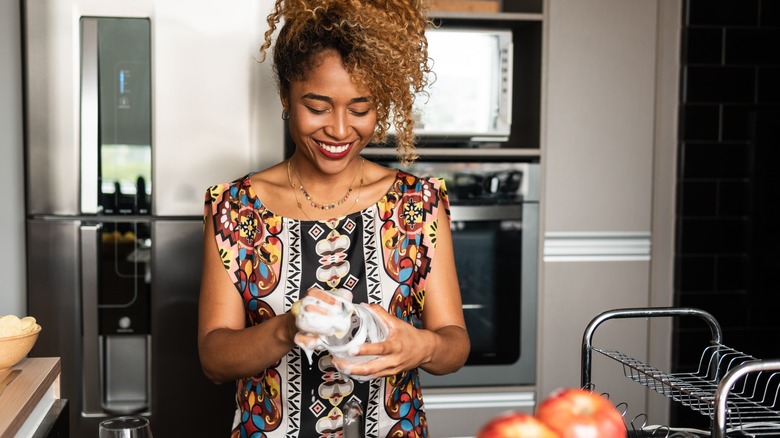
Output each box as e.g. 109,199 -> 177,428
119,316 -> 132,329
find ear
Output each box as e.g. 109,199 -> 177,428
280,93 -> 289,113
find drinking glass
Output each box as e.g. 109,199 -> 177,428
99,416 -> 153,438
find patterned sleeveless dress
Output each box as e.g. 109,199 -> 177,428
204,170 -> 449,438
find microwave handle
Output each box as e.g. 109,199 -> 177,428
502,41 -> 513,126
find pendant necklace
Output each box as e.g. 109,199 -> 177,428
287,158 -> 365,220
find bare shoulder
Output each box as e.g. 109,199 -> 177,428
248,162 -> 298,215
362,160 -> 398,193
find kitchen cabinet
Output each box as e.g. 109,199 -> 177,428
538,0 -> 681,426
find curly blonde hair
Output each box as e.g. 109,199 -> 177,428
260,0 -> 432,166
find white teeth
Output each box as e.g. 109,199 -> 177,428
317,142 -> 350,154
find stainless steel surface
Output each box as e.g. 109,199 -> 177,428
582,308 -> 780,437
25,1 -> 82,215
80,224 -> 102,414
29,220 -> 233,436
24,0 -> 264,218
450,204 -> 523,222
342,399 -> 362,438
149,221 -> 235,436
0,369 -> 22,397
24,1 -> 260,435
581,307 -> 721,389
713,359 -> 780,438
80,18 -> 99,214
104,335 -> 149,414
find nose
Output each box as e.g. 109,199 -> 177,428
325,109 -> 349,139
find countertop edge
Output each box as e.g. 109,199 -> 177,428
0,357 -> 61,438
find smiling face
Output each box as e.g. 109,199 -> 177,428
283,50 -> 377,177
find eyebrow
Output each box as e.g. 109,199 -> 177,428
302,93 -> 372,104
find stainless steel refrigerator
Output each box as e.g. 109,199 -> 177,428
23,1 -> 277,435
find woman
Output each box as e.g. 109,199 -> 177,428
198,0 -> 469,436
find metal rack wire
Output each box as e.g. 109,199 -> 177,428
581,308 -> 780,438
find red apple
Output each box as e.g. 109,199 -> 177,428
477,411 -> 559,438
535,388 -> 625,438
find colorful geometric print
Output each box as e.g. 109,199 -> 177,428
205,171 -> 450,438
207,178 -> 285,437
378,174 -> 445,438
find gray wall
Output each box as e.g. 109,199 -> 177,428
0,0 -> 27,316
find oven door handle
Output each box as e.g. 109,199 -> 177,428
449,204 -> 524,222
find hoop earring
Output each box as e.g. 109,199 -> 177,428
281,110 -> 290,120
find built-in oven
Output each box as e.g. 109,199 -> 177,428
384,160 -> 540,389
374,158 -> 541,436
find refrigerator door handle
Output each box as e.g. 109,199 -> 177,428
80,18 -> 100,215
81,223 -> 103,414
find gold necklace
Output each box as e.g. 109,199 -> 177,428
287,160 -> 314,221
286,158 -> 365,220
292,159 -> 363,211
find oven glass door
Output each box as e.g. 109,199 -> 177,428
423,200 -> 538,388
452,206 -> 523,366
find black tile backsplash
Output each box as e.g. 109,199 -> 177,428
757,67 -> 780,103
678,291 -> 750,327
678,255 -> 715,291
717,180 -> 750,216
762,0 -> 780,26
680,217 -> 749,253
683,28 -> 722,64
687,0 -> 759,27
721,105 -> 753,140
681,142 -> 750,178
714,254 -> 750,291
724,28 -> 780,65
681,104 -> 719,140
680,181 -> 717,216
684,67 -> 755,103
674,0 -> 780,429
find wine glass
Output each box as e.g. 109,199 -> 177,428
99,416 -> 153,438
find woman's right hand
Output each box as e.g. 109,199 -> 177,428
291,287 -> 354,349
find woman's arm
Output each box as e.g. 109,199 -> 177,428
333,202 -> 470,378
197,209 -> 298,384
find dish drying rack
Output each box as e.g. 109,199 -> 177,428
581,307 -> 780,438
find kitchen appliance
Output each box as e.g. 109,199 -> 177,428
23,1 -> 273,436
374,158 -> 540,436
388,160 -> 540,387
387,28 -> 514,144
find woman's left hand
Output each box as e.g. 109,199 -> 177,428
331,303 -> 439,379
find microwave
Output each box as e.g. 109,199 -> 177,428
389,28 -> 514,144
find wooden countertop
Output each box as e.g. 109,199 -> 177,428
0,357 -> 61,438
